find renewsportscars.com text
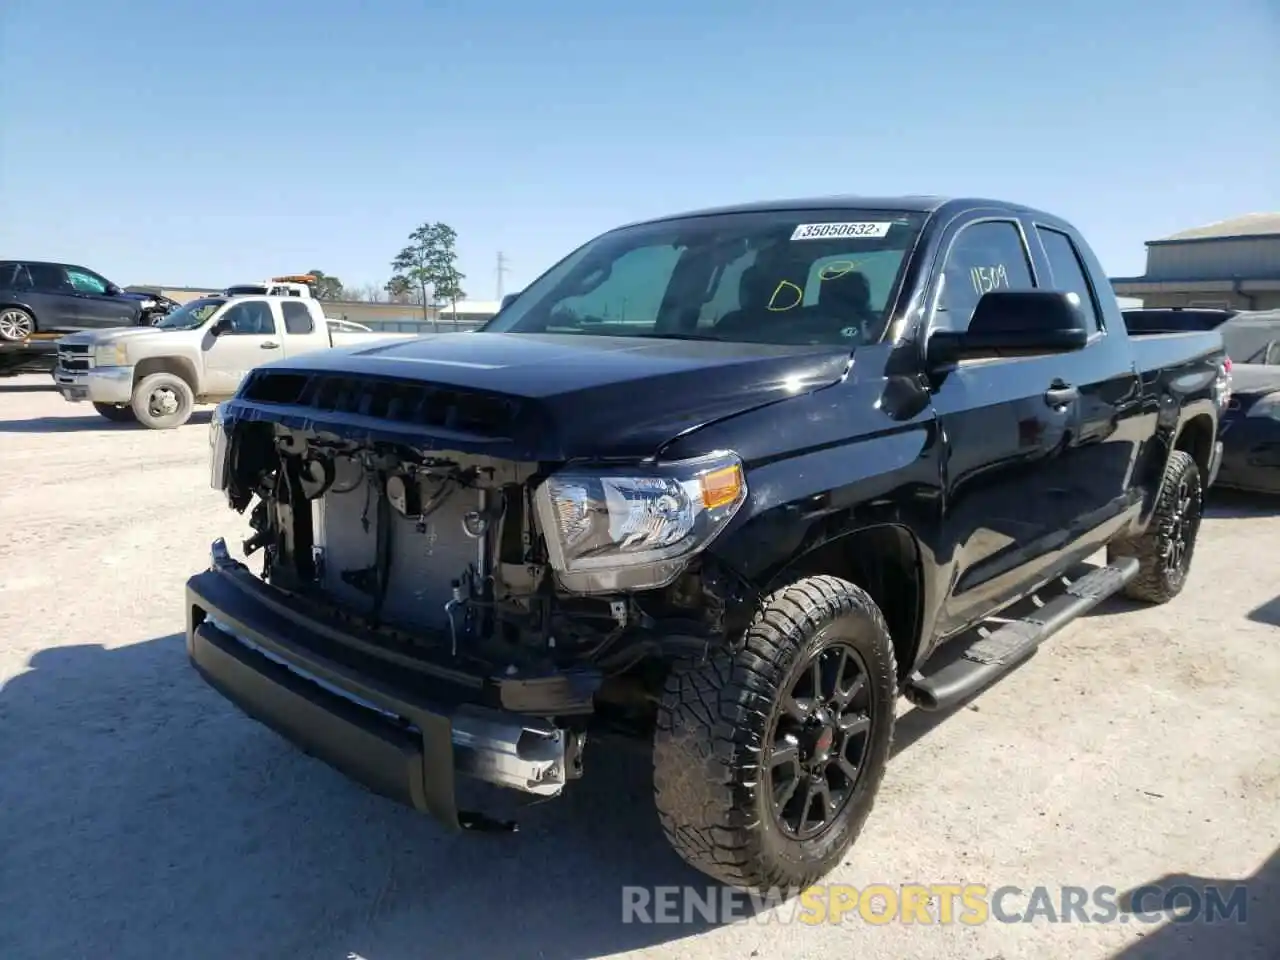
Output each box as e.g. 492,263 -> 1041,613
621,883 -> 1249,926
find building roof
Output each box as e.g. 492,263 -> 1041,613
1152,213 -> 1280,244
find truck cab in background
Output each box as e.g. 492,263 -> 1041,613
53,294 -> 411,428
221,275 -> 319,299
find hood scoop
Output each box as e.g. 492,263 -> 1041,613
240,370 -> 526,437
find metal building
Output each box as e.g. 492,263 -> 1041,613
1110,213 -> 1280,311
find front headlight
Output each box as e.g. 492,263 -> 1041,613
533,451 -> 747,593
1246,392 -> 1280,420
94,342 -> 128,367
138,298 -> 157,309
209,402 -> 231,491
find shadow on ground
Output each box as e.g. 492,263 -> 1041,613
0,409 -> 212,433
0,636 -> 750,960
0,381 -> 57,393
1204,488 -> 1279,520
1109,848 -> 1279,959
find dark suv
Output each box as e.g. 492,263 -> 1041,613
0,260 -> 176,343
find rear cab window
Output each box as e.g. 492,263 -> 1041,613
485,209 -> 928,347
1035,227 -> 1101,333
281,301 -> 315,334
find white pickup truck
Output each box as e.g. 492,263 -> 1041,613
54,294 -> 412,428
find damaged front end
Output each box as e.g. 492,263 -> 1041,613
191,369 -> 750,825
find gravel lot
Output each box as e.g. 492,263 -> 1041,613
1,374 -> 1277,960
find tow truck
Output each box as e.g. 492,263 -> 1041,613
220,275 -> 320,298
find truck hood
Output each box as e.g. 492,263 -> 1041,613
228,332 -> 854,460
58,327 -> 182,347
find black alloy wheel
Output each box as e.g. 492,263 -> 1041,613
767,641 -> 873,841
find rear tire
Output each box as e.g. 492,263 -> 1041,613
93,402 -> 136,423
130,372 -> 194,429
1107,449 -> 1202,604
652,575 -> 898,892
0,307 -> 35,343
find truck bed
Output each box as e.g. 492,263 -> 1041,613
1128,328 -> 1225,378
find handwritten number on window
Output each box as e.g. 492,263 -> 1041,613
969,264 -> 1009,295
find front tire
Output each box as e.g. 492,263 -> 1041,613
652,575 -> 898,892
93,402 -> 136,423
130,372 -> 194,429
1108,449 -> 1203,604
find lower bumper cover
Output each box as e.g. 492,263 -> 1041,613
186,556 -> 578,828
55,365 -> 134,404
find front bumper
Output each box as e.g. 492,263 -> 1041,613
186,543 -> 583,828
1207,440 -> 1223,489
54,365 -> 134,404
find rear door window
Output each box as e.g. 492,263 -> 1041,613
1035,227 -> 1101,333
26,263 -> 73,293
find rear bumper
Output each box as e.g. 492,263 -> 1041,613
186,544 -> 581,827
54,365 -> 134,404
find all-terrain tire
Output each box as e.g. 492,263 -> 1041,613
1107,449 -> 1203,604
652,575 -> 898,892
93,402 -> 136,423
130,372 -> 195,429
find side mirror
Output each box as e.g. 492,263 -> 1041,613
210,315 -> 232,337
105,282 -> 122,297
500,291 -> 521,311
927,290 -> 1089,367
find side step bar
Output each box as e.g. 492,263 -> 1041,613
903,558 -> 1140,712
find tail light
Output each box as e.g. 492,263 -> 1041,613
1215,355 -> 1232,408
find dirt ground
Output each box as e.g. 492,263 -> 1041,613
1,375 -> 1277,960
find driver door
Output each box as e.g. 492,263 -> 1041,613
204,299 -> 282,396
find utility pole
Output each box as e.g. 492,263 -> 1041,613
495,251 -> 510,299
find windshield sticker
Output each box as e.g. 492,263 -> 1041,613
767,280 -> 804,311
791,222 -> 892,241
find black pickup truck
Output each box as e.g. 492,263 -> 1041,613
190,196 -> 1229,893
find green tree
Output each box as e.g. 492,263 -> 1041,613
434,264 -> 467,326
305,269 -> 345,301
389,222 -> 465,330
384,275 -> 419,304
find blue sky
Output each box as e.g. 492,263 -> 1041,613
1,0 -> 1277,298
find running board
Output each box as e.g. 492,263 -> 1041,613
903,557 -> 1140,712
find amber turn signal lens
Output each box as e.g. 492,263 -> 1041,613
699,464 -> 744,510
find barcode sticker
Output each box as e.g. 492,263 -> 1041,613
790,222 -> 892,241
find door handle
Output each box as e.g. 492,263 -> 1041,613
261,341 -> 279,349
1044,382 -> 1078,408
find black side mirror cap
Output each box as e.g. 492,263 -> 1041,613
500,291 -> 521,311
927,290 -> 1090,366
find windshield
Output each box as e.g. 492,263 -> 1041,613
156,297 -> 226,330
482,208 -> 926,347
